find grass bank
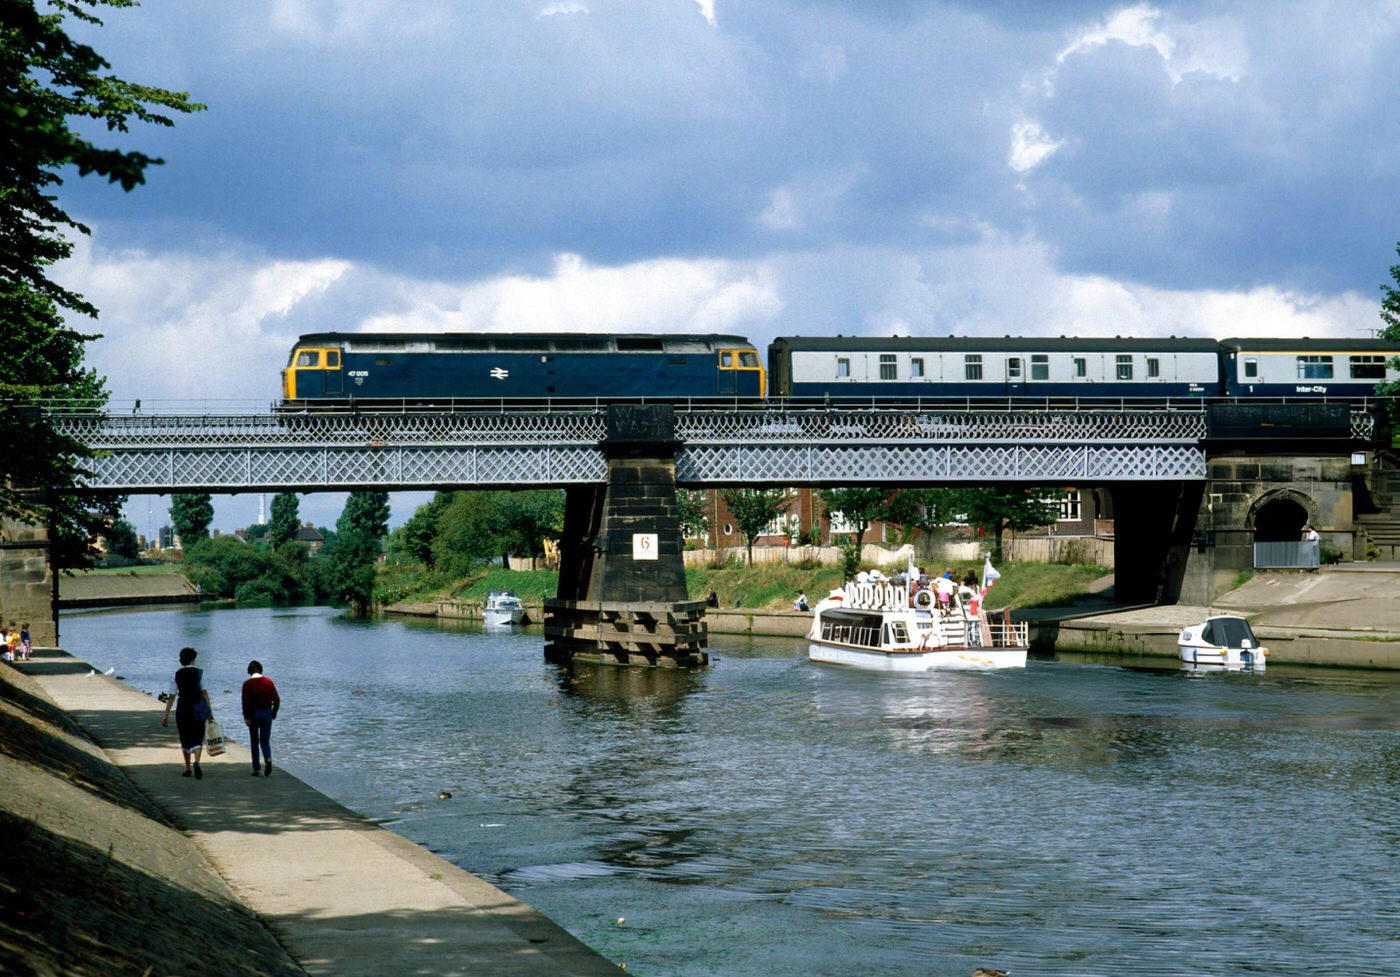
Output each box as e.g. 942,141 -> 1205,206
378,559 -> 1111,612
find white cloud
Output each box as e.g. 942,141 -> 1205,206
694,0 -> 716,27
537,2 -> 589,18
1008,119 -> 1064,173
1056,3 -> 1247,84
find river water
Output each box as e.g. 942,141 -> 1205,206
61,605 -> 1400,976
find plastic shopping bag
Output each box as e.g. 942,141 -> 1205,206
204,718 -> 226,757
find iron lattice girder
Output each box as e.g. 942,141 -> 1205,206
50,405 -> 1374,491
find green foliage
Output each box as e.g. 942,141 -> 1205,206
104,518 -> 139,558
1375,242 -> 1400,439
169,493 -> 213,547
818,487 -> 890,550
0,0 -> 201,543
182,535 -> 309,603
675,488 -> 710,540
954,487 -> 1063,562
387,491 -> 451,567
428,490 -> 563,573
268,492 -> 300,550
840,540 -> 860,580
720,487 -> 790,564
316,491 -> 390,614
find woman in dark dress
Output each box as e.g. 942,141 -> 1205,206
160,646 -> 214,779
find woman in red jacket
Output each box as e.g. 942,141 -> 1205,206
242,660 -> 281,777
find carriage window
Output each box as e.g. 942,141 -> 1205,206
1146,357 -> 1160,378
1296,355 -> 1333,379
1115,355 -> 1133,380
1350,355 -> 1386,379
1007,357 -> 1022,380
837,357 -> 851,378
965,355 -> 982,381
911,357 -> 925,378
1243,358 -> 1258,378
739,352 -> 759,367
1030,355 -> 1049,381
720,352 -> 734,368
296,351 -> 319,367
1073,357 -> 1087,378
879,354 -> 897,380
326,351 -> 340,368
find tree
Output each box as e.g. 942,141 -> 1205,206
104,517 -> 139,559
169,493 -> 213,548
268,493 -> 301,550
956,487 -> 1063,563
720,488 -> 789,565
819,487 -> 891,551
388,491 -> 451,568
1,1 -> 202,544
317,491 -> 390,614
675,488 -> 710,542
1376,242 -> 1400,435
886,488 -> 967,558
493,490 -> 563,568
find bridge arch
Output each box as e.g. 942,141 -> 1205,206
1248,488 -> 1317,542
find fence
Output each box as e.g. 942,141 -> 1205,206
1253,540 -> 1319,569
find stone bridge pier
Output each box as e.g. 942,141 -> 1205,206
544,405 -> 707,668
0,514 -> 56,648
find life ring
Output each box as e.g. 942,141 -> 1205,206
913,588 -> 935,610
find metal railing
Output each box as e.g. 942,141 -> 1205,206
1253,540 -> 1320,569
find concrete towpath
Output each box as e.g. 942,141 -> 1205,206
17,649 -> 621,977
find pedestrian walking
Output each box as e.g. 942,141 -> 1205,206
19,623 -> 30,660
242,660 -> 281,777
160,646 -> 213,779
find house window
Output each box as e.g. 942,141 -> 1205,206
836,357 -> 850,378
828,510 -> 854,534
964,355 -> 983,381
911,357 -> 925,378
879,354 -> 897,380
1007,357 -> 1022,380
1243,358 -> 1258,378
1350,355 -> 1387,379
1056,490 -> 1082,522
1073,357 -> 1087,378
1296,355 -> 1334,379
1030,354 -> 1049,381
1115,355 -> 1133,380
1146,358 -> 1160,378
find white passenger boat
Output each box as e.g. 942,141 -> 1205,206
808,571 -> 1028,671
1177,615 -> 1268,671
484,590 -> 526,628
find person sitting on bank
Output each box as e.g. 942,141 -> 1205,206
794,590 -> 809,612
706,588 -> 719,608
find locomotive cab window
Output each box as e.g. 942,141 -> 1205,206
1350,355 -> 1386,379
296,351 -> 319,367
326,351 -> 340,368
1296,355 -> 1333,379
739,352 -> 759,368
721,352 -> 734,368
1115,355 -> 1133,380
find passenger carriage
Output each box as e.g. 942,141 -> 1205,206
1219,337 -> 1400,400
767,336 -> 1223,401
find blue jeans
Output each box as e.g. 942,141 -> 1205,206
249,717 -> 273,769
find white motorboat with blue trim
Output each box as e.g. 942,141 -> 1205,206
807,571 -> 1028,671
1178,615 -> 1268,671
484,590 -> 526,627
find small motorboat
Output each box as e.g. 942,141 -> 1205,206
807,569 -> 1028,671
1178,615 -> 1268,671
484,590 -> 525,628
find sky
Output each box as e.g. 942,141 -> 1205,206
49,0 -> 1400,539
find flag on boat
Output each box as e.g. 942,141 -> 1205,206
981,556 -> 1001,597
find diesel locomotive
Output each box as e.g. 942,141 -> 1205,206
280,331 -> 1400,408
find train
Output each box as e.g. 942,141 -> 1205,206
280,331 -> 1400,408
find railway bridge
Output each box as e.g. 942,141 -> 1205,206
3,401 -> 1381,664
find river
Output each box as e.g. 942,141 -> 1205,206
61,605 -> 1400,976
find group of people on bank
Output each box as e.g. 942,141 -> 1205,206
2,623 -> 31,662
160,647 -> 281,780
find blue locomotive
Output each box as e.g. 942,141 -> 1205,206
280,331 -> 1399,407
281,332 -> 765,406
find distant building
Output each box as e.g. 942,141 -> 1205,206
294,522 -> 326,554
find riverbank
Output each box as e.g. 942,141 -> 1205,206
0,650 -> 621,977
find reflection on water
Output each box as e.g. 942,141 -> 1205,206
62,605 -> 1400,977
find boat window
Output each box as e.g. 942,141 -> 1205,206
1030,354 -> 1049,381
1216,617 -> 1254,647
1296,355 -> 1334,379
1115,355 -> 1133,380
739,351 -> 759,367
964,355 -> 982,381
1350,355 -> 1386,379
879,354 -> 897,380
889,621 -> 909,643
296,351 -> 319,367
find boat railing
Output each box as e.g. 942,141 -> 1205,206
985,617 -> 1029,649
820,622 -> 881,648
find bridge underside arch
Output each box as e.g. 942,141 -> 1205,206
1248,489 -> 1317,542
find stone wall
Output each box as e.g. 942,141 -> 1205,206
0,517 -> 55,646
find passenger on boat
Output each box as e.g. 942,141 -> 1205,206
935,572 -> 956,615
